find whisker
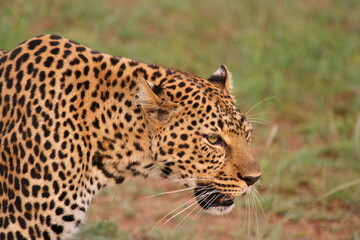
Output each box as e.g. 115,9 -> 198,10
150,171 -> 182,187
178,190 -> 218,230
255,180 -> 263,187
145,158 -> 180,177
253,187 -> 265,202
160,176 -> 214,185
145,162 -> 170,177
250,192 -> 259,239
247,117 -> 270,124
191,192 -> 219,225
246,194 -> 251,238
219,211 -> 224,224
245,94 -> 280,117
171,194 -> 213,234
225,211 -> 231,224
184,190 -> 216,224
192,206 -> 205,222
247,119 -> 271,126
165,190 -> 216,226
152,195 -> 198,231
140,187 -> 194,200
253,188 -> 269,230
173,204 -> 200,232
164,199 -> 199,225
246,111 -> 275,118
152,189 -> 216,230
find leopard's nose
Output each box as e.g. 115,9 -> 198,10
237,173 -> 261,186
243,175 -> 261,186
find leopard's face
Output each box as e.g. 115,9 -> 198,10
138,66 -> 261,215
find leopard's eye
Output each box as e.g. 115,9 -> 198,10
206,134 -> 225,146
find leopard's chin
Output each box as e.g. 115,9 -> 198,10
205,204 -> 235,215
194,184 -> 235,215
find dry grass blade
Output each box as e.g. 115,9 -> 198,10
355,115 -> 360,160
318,178 -> 360,201
265,124 -> 278,149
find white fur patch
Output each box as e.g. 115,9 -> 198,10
206,204 -> 234,215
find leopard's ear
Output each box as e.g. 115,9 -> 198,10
136,77 -> 177,124
207,65 -> 232,92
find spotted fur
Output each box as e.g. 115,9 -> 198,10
0,35 -> 261,239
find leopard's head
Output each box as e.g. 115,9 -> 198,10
137,65 -> 261,215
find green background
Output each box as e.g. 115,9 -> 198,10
1,0 -> 359,239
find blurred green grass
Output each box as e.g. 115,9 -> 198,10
1,0 -> 359,239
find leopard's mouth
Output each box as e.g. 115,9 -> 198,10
194,184 -> 234,215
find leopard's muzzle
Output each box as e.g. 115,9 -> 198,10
194,184 -> 235,215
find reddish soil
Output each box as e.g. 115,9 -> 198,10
87,178 -> 359,240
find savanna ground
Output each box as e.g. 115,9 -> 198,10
1,0 -> 359,239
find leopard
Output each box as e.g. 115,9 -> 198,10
0,34 -> 261,240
